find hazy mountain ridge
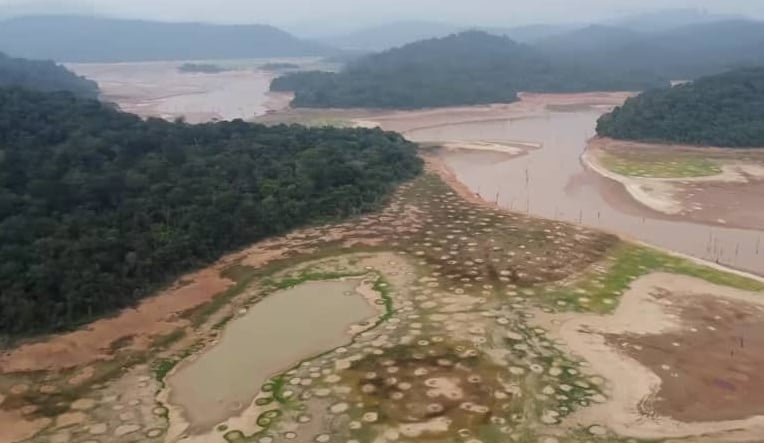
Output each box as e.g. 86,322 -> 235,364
0,15 -> 333,62
0,51 -> 98,97
535,19 -> 764,79
609,8 -> 746,32
321,21 -> 575,51
534,25 -> 645,54
272,31 -> 668,109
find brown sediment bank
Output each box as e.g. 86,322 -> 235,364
534,272 -> 764,441
586,137 -> 764,231
0,268 -> 233,373
608,292 -> 764,423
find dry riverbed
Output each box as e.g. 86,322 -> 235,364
4,92 -> 764,443
3,157 -> 764,443
587,137 -> 764,231
68,60 -> 312,122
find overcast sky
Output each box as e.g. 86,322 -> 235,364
1,0 -> 763,33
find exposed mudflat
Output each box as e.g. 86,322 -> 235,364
537,272 -> 764,441
588,137 -> 764,231
4,163 -> 764,443
5,91 -> 764,443
371,95 -> 764,277
67,59 -> 316,122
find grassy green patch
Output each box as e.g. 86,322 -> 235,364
150,328 -> 186,350
153,358 -> 177,382
220,264 -> 257,283
547,243 -> 764,313
373,275 -> 395,321
264,270 -> 366,291
601,152 -> 722,178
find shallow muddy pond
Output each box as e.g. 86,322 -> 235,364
408,111 -> 764,276
167,279 -> 377,431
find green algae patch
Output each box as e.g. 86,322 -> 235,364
600,151 -> 722,178
544,243 -> 764,313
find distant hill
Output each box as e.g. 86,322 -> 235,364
602,20 -> 764,79
597,67 -> 764,147
272,31 -> 668,109
487,24 -> 579,43
0,52 -> 98,98
0,15 -> 333,62
323,21 -> 574,51
321,21 -> 463,51
538,20 -> 764,79
610,8 -> 745,32
534,25 -> 645,54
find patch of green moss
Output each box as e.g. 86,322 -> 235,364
547,243 -> 764,313
601,152 -> 721,178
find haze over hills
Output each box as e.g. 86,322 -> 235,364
0,51 -> 98,97
597,67 -> 764,147
534,25 -> 645,54
0,15 -> 333,62
321,21 -> 575,51
537,19 -> 764,79
271,31 -> 668,109
609,8 -> 746,32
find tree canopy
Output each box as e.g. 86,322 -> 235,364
0,52 -> 98,98
597,67 -> 764,147
0,87 -> 422,337
271,31 -> 669,109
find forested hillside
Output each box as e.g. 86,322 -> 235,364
0,52 -> 98,98
597,67 -> 764,147
271,31 -> 668,109
0,87 -> 422,336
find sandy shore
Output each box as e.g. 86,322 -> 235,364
586,137 -> 764,230
533,272 -> 764,441
354,92 -> 633,134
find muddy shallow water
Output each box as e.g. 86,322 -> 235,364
167,279 -> 377,432
407,111 -> 764,276
67,59 -> 321,123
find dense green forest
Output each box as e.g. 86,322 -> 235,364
0,52 -> 99,98
597,67 -> 764,147
0,87 -> 422,337
271,31 -> 668,109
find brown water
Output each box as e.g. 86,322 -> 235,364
68,58 -> 333,123
167,279 -> 377,431
407,111 -> 764,276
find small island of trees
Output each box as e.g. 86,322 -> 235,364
178,63 -> 230,74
